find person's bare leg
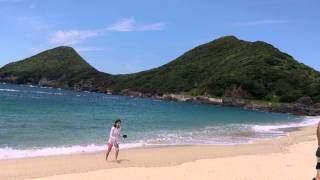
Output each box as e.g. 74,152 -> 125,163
317,170 -> 320,180
105,148 -> 111,160
115,149 -> 119,162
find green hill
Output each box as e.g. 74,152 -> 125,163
0,46 -> 107,88
109,36 -> 320,103
1,36 -> 319,105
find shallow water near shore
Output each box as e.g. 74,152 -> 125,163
0,83 -> 318,159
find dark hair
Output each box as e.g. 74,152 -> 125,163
114,119 -> 121,127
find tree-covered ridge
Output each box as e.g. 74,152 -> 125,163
0,36 -> 319,104
0,46 -> 102,86
109,36 -> 320,103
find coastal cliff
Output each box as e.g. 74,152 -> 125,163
1,36 -> 319,115
114,90 -> 320,116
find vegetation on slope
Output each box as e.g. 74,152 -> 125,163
0,46 -> 105,87
108,36 -> 320,103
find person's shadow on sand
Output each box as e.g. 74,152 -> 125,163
112,159 -> 130,164
117,159 -> 130,163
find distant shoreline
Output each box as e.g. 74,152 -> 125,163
100,88 -> 320,116
1,81 -> 319,116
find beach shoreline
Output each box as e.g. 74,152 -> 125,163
1,115 -> 318,160
0,124 -> 318,180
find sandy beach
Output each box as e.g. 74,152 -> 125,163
0,125 -> 317,180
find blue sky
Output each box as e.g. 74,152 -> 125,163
0,0 -> 319,74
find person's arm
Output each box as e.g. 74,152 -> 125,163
317,122 -> 320,146
109,127 -> 115,141
116,128 -> 121,142
119,128 -> 127,139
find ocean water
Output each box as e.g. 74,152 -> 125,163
0,83 -> 318,159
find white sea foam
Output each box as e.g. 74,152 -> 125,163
34,91 -> 63,95
40,86 -> 53,89
26,85 -> 36,88
0,88 -> 19,92
0,143 -> 144,159
252,116 -> 320,134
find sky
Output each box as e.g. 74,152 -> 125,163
0,0 -> 319,74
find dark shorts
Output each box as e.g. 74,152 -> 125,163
316,147 -> 320,170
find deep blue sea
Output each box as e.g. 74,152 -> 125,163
0,83 -> 318,159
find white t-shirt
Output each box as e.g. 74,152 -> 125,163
108,126 -> 121,144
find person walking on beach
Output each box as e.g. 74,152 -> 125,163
106,119 -> 122,161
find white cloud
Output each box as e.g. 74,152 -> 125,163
106,17 -> 165,32
75,47 -> 110,52
48,17 -> 165,46
231,20 -> 292,26
106,17 -> 135,32
49,30 -> 98,45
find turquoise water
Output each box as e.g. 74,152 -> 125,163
0,83 -> 317,159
